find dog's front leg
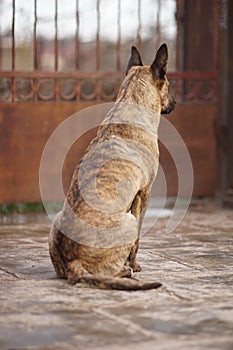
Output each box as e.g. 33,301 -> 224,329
127,186 -> 151,272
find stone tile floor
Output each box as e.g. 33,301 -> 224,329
0,203 -> 233,349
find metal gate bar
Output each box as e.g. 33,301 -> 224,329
0,0 -> 219,104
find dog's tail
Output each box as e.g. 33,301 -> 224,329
72,276 -> 162,291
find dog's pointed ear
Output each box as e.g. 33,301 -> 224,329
126,46 -> 143,75
151,43 -> 168,79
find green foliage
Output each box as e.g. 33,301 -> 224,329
0,202 -> 63,214
0,203 -> 45,214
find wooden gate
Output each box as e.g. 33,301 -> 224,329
0,0 -> 219,203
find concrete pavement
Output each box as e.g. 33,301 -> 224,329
0,204 -> 233,349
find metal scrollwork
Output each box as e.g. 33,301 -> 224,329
80,79 -> 96,101
37,79 -> 55,101
0,78 -> 11,102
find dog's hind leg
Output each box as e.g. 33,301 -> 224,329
67,260 -> 91,284
49,226 -> 67,278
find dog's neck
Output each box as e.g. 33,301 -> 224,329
116,66 -> 162,115
102,101 -> 160,137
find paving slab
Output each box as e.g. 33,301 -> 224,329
0,205 -> 233,350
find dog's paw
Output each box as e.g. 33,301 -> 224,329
132,262 -> 142,272
117,266 -> 133,278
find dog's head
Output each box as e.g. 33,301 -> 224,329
126,44 -> 176,114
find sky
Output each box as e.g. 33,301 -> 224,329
0,0 -> 177,43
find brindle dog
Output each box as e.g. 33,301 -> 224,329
49,43 -> 176,290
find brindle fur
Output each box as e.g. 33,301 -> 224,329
49,43 -> 176,290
